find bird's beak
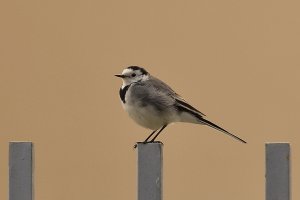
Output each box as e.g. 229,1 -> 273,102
115,74 -> 126,78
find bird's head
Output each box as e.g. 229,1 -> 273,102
115,66 -> 149,87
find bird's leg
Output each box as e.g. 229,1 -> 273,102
150,125 -> 167,142
133,126 -> 167,148
133,130 -> 158,149
143,130 -> 157,143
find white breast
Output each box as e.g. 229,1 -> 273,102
121,85 -> 175,130
123,102 -> 169,130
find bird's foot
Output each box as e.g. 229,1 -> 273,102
133,141 -> 164,149
133,141 -> 148,149
149,141 -> 164,145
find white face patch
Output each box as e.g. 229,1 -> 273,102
122,68 -> 133,76
120,68 -> 149,87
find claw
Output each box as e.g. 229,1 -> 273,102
133,141 -> 163,149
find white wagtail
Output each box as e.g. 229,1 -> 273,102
115,66 -> 246,144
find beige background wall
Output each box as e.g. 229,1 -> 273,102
1,0 -> 299,199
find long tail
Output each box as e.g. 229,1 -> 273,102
199,117 -> 247,143
176,103 -> 246,143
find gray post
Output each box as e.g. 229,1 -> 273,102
137,142 -> 163,200
266,143 -> 290,200
9,142 -> 33,200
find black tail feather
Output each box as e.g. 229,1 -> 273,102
176,104 -> 246,143
199,117 -> 247,143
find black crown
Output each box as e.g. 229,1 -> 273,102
127,66 -> 148,75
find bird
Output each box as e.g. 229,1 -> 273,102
115,66 -> 246,144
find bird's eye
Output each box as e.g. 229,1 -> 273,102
131,73 -> 136,77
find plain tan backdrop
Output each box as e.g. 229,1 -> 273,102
0,0 -> 299,199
